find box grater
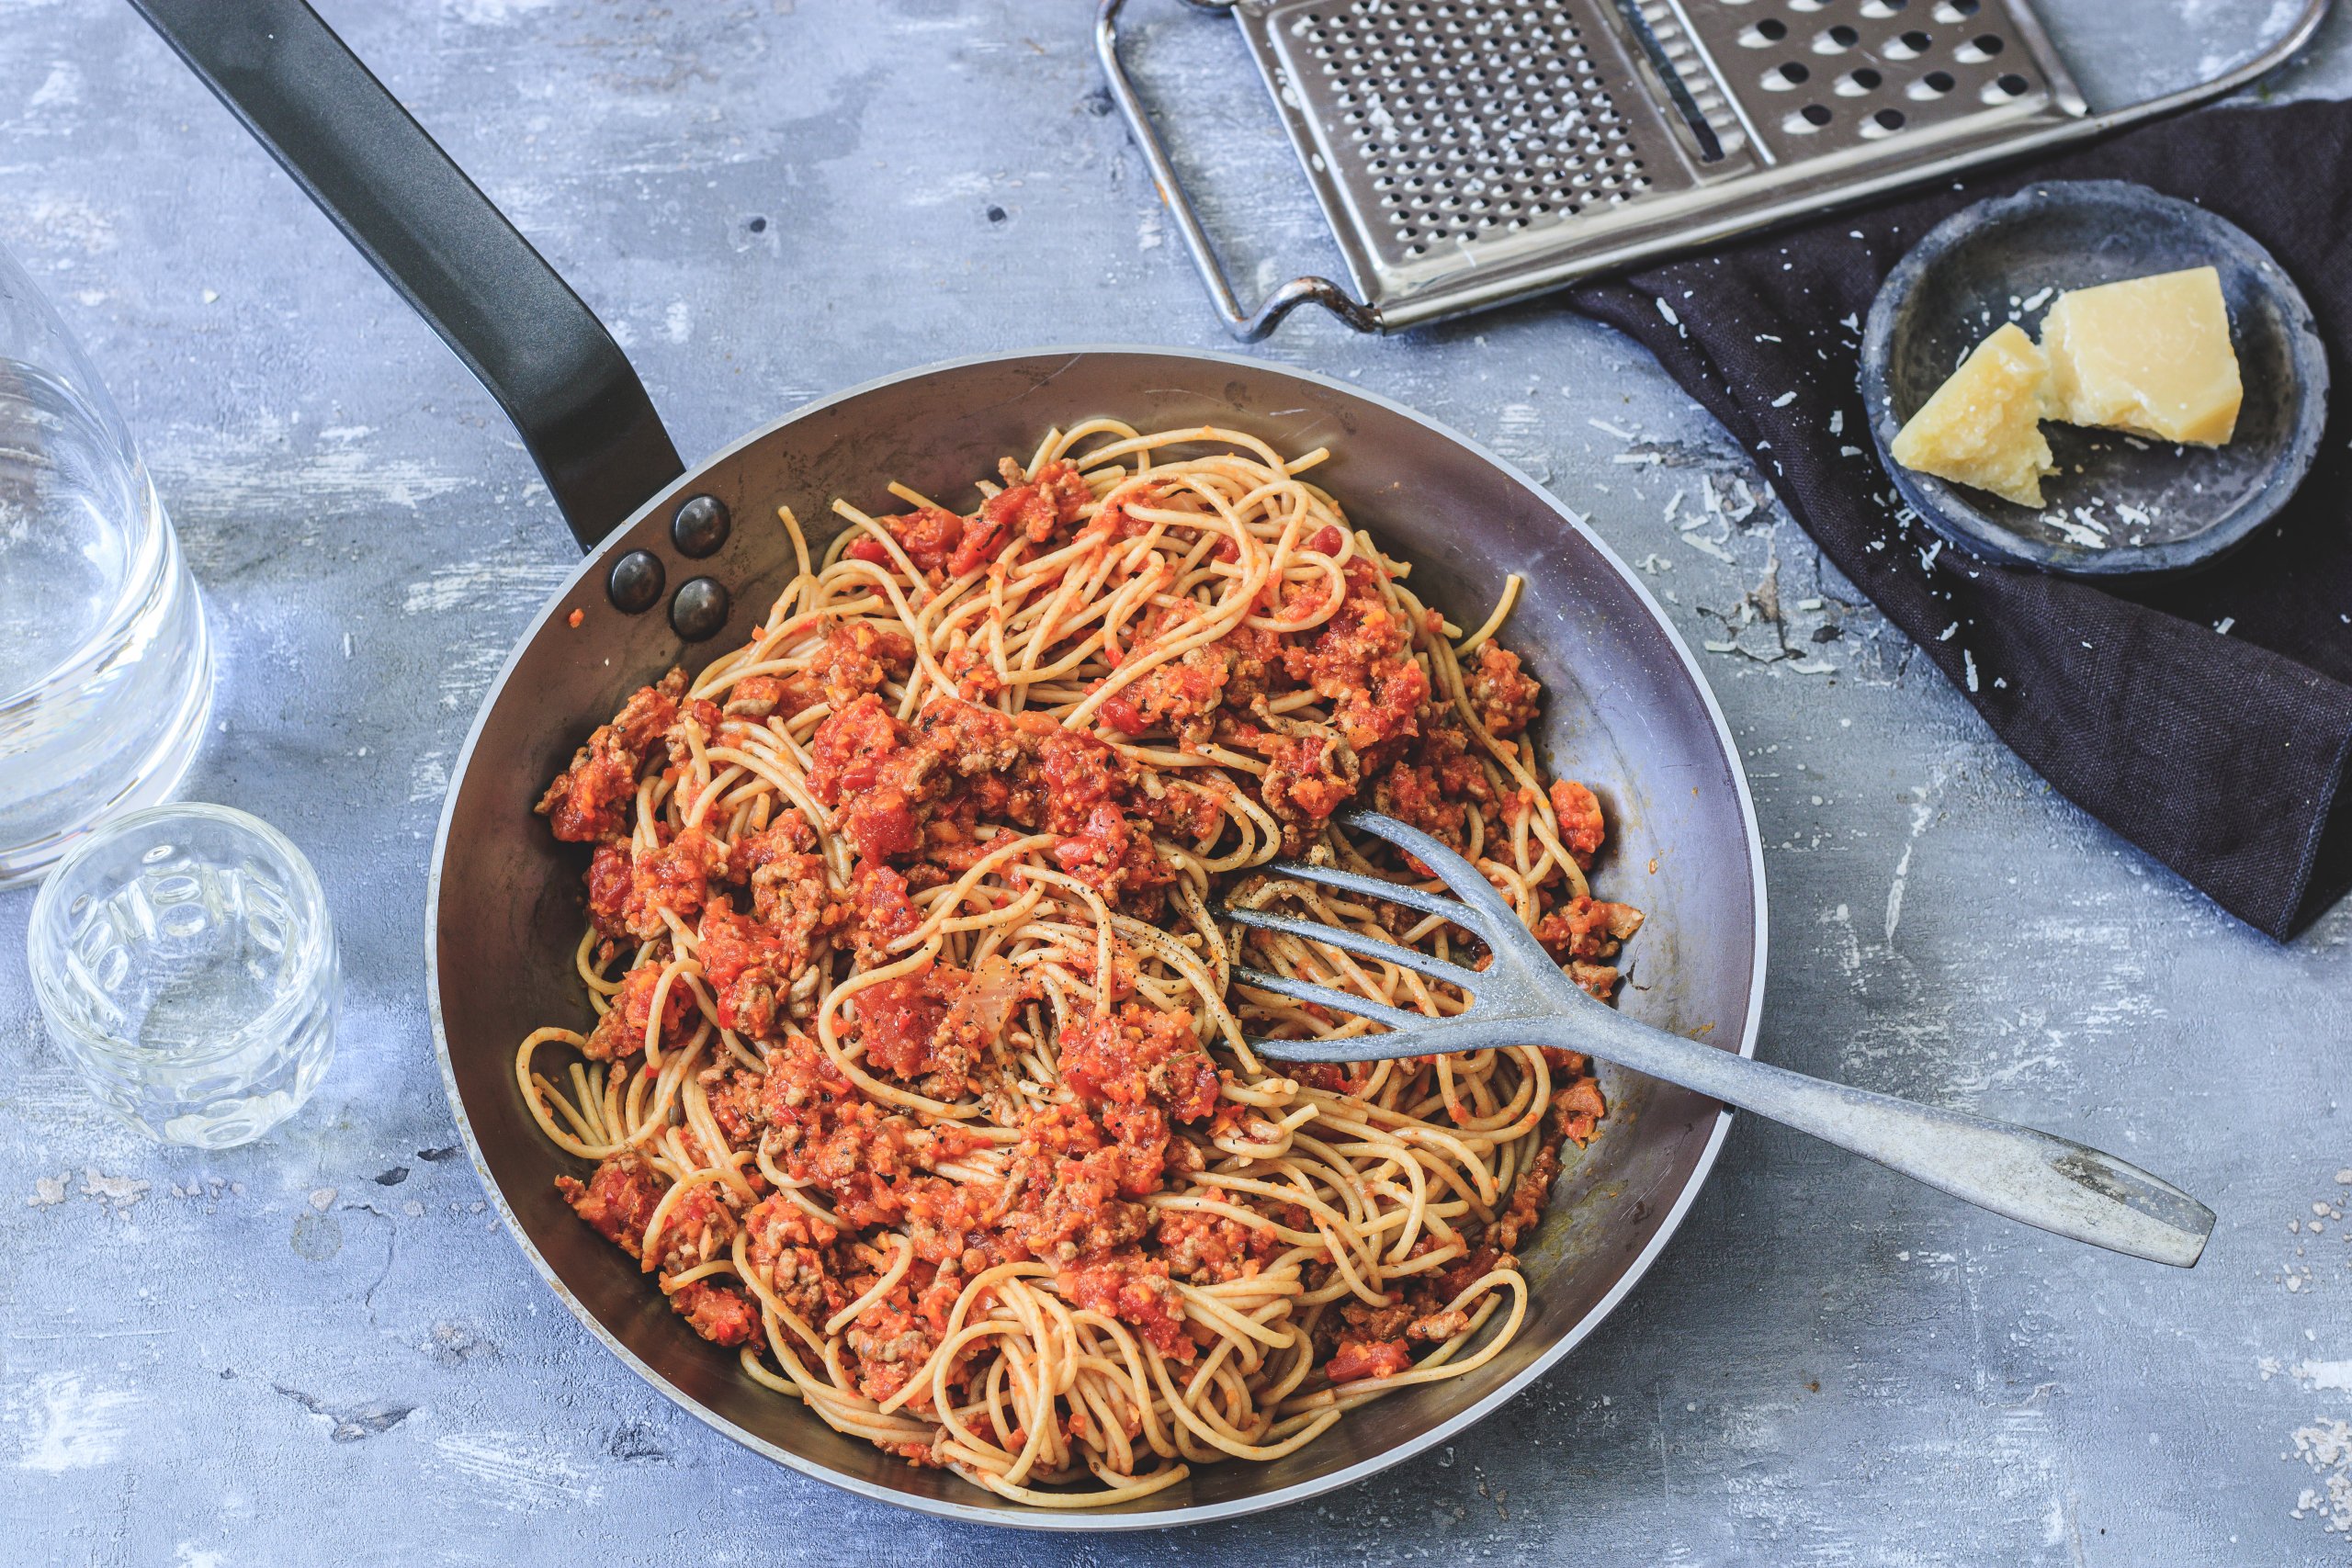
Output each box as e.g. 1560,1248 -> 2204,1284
1098,0 -> 2331,338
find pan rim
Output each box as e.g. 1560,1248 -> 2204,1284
424,342 -> 1769,1531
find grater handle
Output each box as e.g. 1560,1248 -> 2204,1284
1095,0 -> 1383,341
2089,0 -> 2332,132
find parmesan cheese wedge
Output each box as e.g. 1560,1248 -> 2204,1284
1889,322 -> 2057,509
2039,266 -> 2242,446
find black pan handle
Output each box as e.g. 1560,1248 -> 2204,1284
130,0 -> 684,552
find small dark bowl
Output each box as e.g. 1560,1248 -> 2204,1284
1860,179 -> 2329,577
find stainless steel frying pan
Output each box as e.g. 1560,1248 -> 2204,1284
134,0 -> 1767,1528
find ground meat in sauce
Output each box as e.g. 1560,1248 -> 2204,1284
1154,1192 -> 1279,1283
584,842 -> 633,938
810,620 -> 916,710
950,457 -> 1091,576
1056,1003 -> 1221,1123
669,1279 -> 759,1347
650,1181 -> 739,1275
1534,894 -> 1645,964
702,1065 -> 765,1149
742,1194 -> 846,1322
1549,779 -> 1606,868
1552,1071 -> 1607,1146
846,954 -> 1023,1101
1372,718 -> 1495,852
1255,730 -> 1360,846
1464,641 -> 1542,739
843,1286 -> 944,1407
621,824 -> 725,939
581,963 -> 695,1061
556,1153 -> 663,1258
850,503 -> 962,578
1057,1252 -> 1194,1361
995,1101 -> 1154,1264
535,451 -> 1642,1437
536,669 -> 684,842
1325,1337 -> 1412,1383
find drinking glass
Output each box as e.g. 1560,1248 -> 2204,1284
0,236 -> 211,885
28,803 -> 339,1148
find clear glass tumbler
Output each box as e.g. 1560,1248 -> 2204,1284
0,236 -> 212,886
28,803 -> 339,1148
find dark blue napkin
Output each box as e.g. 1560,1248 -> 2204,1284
1572,99 -> 2352,940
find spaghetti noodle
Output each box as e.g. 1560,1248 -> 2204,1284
522,423 -> 1645,1505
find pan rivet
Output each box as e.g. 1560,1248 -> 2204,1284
671,494 -> 731,558
607,549 -> 664,614
671,577 -> 729,642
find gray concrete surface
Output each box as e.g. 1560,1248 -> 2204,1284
3,1 -> 2349,1562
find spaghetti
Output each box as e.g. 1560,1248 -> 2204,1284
522,422 -> 1645,1505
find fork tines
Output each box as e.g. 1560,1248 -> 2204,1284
1218,809 -> 1519,1052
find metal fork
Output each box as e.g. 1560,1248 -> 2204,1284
1223,810 -> 2214,1268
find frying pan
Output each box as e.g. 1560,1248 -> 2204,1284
134,0 -> 1768,1528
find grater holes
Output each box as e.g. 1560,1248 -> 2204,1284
1283,0 -> 1660,261
1261,0 -> 2070,297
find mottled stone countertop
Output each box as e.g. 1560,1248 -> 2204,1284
4,2 -> 2349,1563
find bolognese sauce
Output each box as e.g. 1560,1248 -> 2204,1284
515,422 -> 1644,1507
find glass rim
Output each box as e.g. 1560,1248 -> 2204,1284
27,800 -> 337,1063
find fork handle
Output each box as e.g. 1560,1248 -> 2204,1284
1537,1010 -> 2213,1268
